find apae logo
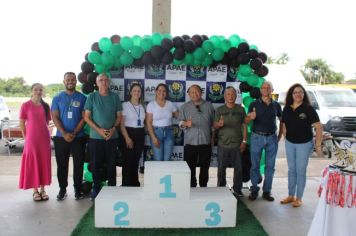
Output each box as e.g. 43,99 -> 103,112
207,82 -> 225,103
167,81 -> 185,102
187,65 -> 206,80
146,64 -> 165,79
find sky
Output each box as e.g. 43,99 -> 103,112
0,0 -> 355,85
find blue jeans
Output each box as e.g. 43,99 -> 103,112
250,132 -> 278,193
285,139 -> 313,199
150,126 -> 174,161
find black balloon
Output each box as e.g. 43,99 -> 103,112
238,42 -> 250,53
82,181 -> 92,194
255,65 -> 269,77
173,48 -> 185,60
133,58 -> 144,67
237,53 -> 250,65
162,52 -> 174,65
228,48 -> 239,59
81,82 -> 94,94
84,52 -> 89,61
202,34 -> 209,41
221,53 -> 230,65
192,34 -> 203,47
239,81 -> 252,93
210,60 -> 219,68
81,61 -> 94,74
250,87 -> 261,99
151,45 -> 165,59
183,39 -> 196,53
91,42 -> 101,52
230,59 -> 240,68
78,72 -> 88,84
182,34 -> 190,40
249,49 -> 259,59
258,52 -> 268,63
110,34 -> 121,43
87,72 -> 98,85
142,51 -> 154,66
161,38 -> 174,50
250,58 -> 263,70
173,36 -> 184,48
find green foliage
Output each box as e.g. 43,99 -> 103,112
301,58 -> 344,84
266,53 -> 289,65
45,83 -> 65,98
0,77 -> 29,96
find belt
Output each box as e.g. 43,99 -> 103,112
153,125 -> 172,129
253,131 -> 275,136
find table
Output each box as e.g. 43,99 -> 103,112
308,167 -> 356,236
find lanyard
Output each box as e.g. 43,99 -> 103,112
130,102 -> 140,118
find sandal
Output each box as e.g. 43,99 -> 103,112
33,191 -> 42,201
40,191 -> 49,201
280,196 -> 296,204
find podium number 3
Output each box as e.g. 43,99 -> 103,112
205,202 -> 221,226
114,202 -> 129,226
160,175 -> 177,198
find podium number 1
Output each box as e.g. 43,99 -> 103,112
114,202 -> 130,226
159,175 -> 177,198
205,202 -> 221,226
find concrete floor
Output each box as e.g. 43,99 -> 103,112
0,142 -> 333,236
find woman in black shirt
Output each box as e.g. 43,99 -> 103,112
280,83 -> 323,207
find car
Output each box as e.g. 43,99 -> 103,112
278,85 -> 356,138
0,96 -> 11,139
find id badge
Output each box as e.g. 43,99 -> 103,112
137,119 -> 141,126
67,111 -> 73,119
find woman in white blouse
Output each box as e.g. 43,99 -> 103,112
120,83 -> 145,186
146,83 -> 178,161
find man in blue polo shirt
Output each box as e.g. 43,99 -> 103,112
51,72 -> 87,200
246,81 -> 282,201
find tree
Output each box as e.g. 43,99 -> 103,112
0,77 -> 29,96
266,53 -> 289,65
301,58 -> 344,84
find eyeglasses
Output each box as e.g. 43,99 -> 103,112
196,105 -> 201,113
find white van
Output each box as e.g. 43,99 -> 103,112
278,85 -> 356,137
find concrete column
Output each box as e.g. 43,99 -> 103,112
152,0 -> 171,34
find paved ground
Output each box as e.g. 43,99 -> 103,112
0,140 -> 334,236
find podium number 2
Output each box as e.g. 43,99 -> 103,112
160,175 -> 177,198
205,202 -> 221,226
114,202 -> 129,226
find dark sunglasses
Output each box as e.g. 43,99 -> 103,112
196,105 -> 201,113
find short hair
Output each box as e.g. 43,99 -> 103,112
63,72 -> 76,78
187,84 -> 202,93
225,86 -> 237,95
96,73 -> 109,81
261,81 -> 273,90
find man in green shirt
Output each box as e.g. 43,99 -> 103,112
214,86 -> 247,197
84,73 -> 122,200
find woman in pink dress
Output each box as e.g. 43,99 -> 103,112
19,83 -> 52,201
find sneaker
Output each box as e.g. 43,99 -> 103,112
57,189 -> 67,201
249,191 -> 258,201
74,192 -> 84,200
262,192 -> 275,201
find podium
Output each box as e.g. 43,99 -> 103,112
95,161 -> 237,228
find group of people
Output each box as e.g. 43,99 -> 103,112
18,72 -> 323,208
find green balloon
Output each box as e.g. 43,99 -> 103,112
243,96 -> 254,108
237,73 -> 247,82
193,48 -> 206,61
250,45 -> 258,50
202,56 -> 213,67
110,43 -> 124,56
193,59 -> 202,66
132,35 -> 142,46
162,33 -> 172,39
114,57 -> 123,68
120,36 -> 133,51
239,65 -> 253,76
151,32 -> 163,45
173,59 -> 183,66
120,51 -> 134,66
212,48 -> 224,61
221,39 -> 231,52
184,53 -> 194,65
202,40 -> 215,54
95,64 -> 105,73
101,52 -> 114,67
140,37 -> 153,51
98,37 -> 112,52
229,34 -> 241,47
257,77 -> 265,88
209,35 -> 221,48
131,46 -> 143,59
88,51 -> 102,64
246,75 -> 259,87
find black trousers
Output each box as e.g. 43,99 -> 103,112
184,144 -> 212,187
89,138 -> 118,191
53,136 -> 87,192
122,127 -> 145,186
